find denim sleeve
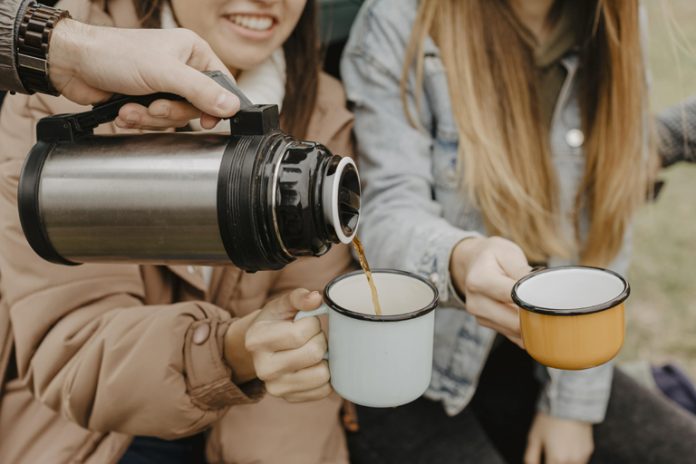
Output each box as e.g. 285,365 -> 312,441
536,362 -> 614,423
657,96 -> 696,167
341,5 -> 479,307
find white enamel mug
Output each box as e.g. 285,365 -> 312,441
296,269 -> 438,408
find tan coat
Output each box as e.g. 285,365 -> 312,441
0,0 -> 354,462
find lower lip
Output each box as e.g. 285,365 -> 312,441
223,17 -> 276,40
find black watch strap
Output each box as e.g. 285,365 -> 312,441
17,3 -> 72,96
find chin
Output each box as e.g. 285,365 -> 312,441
218,49 -> 270,72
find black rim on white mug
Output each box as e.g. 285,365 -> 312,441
323,269 -> 439,323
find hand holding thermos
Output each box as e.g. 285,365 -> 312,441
48,19 -> 240,129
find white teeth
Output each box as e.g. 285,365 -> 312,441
229,14 -> 273,31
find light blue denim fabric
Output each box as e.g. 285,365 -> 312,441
341,0 -> 636,423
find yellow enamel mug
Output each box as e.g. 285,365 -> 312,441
511,266 -> 630,370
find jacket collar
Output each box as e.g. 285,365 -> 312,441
311,74 -> 354,145
168,265 -> 207,293
166,266 -> 243,307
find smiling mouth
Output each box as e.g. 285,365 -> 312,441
226,14 -> 275,32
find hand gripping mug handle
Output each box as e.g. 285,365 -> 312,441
294,305 -> 330,360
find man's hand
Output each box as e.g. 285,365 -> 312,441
245,289 -> 331,403
48,19 -> 240,129
524,412 -> 595,464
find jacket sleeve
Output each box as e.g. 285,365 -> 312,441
270,246 -> 355,300
340,7 -> 479,309
0,0 -> 29,93
536,364 -> 613,423
657,96 -> 696,167
0,95 -> 262,439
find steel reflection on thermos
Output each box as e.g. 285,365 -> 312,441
18,72 -> 361,272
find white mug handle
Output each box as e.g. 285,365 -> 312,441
293,304 -> 330,360
293,304 -> 329,321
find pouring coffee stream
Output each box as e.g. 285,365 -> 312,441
352,237 -> 383,316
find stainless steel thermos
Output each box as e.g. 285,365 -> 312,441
18,72 -> 361,271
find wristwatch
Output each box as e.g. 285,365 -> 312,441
16,3 -> 72,95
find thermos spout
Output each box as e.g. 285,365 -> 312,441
322,156 -> 360,244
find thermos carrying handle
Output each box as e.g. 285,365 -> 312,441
35,70 -> 276,143
91,70 -> 254,123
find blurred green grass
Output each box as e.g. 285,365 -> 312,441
619,0 -> 696,378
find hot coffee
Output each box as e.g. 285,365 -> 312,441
352,237 -> 382,316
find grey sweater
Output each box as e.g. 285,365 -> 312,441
658,97 -> 696,166
0,0 -> 28,93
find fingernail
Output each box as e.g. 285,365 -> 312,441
125,113 -> 139,124
309,291 -> 321,299
215,93 -> 237,113
116,118 -> 134,129
150,104 -> 169,117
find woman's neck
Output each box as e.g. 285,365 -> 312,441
508,0 -> 556,43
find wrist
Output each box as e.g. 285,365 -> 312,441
16,4 -> 72,95
450,236 -> 484,294
48,18 -> 87,89
223,310 -> 261,384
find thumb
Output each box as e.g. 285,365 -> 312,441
524,434 -> 542,464
497,240 -> 532,281
160,63 -> 240,119
261,288 -> 323,321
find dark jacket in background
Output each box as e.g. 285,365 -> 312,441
0,0 -> 28,93
658,96 -> 696,166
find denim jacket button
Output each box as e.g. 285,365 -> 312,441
565,129 -> 584,148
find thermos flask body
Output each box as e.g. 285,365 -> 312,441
33,133 -> 230,264
21,130 -> 361,272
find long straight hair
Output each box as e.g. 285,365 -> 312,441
402,0 -> 652,266
134,0 -> 319,138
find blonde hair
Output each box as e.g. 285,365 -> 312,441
402,0 -> 652,266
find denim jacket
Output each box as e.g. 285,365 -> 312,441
341,0 -> 636,423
